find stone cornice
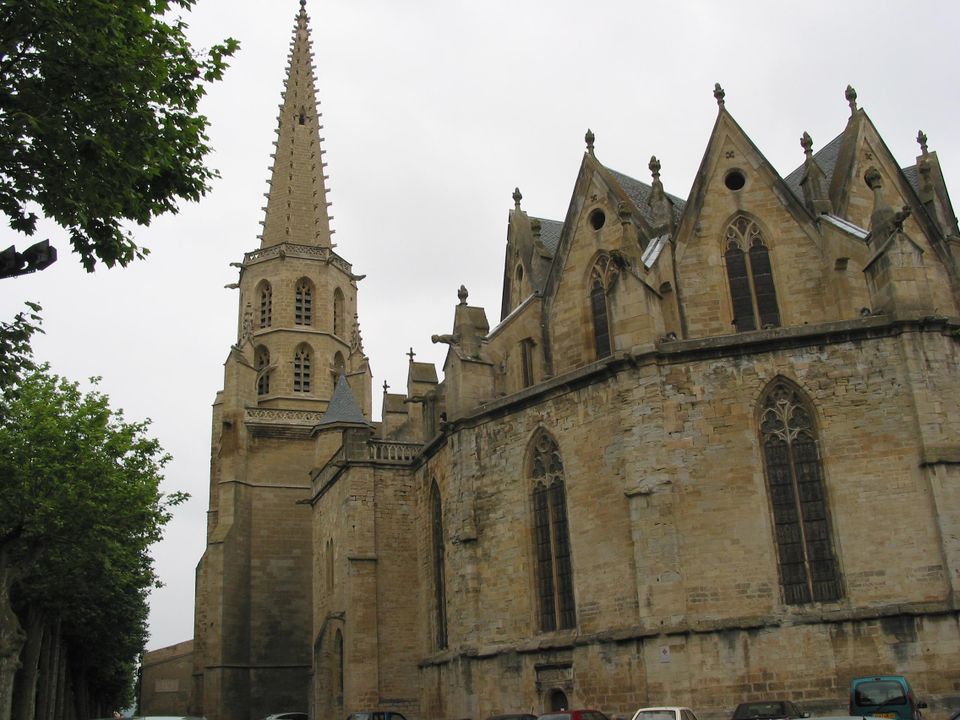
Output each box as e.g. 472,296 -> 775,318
243,242 -> 354,277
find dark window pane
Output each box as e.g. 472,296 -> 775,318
591,280 -> 611,358
749,243 -> 781,328
726,245 -> 755,331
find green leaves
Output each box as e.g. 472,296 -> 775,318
0,0 -> 238,271
0,366 -> 182,707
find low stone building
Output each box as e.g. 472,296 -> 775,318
187,3 -> 960,720
140,640 -> 194,716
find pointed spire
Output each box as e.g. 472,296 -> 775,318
713,83 -> 726,109
513,187 -> 522,210
317,374 -> 370,427
259,2 -> 334,249
585,128 -> 595,155
845,84 -> 858,115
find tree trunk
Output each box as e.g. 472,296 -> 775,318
10,606 -> 42,720
35,619 -> 57,720
0,557 -> 26,720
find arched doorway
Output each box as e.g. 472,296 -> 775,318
548,689 -> 569,712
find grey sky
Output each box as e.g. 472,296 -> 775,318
1,0 -> 957,652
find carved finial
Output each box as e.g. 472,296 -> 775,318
457,284 -> 469,305
801,131 -> 814,157
864,166 -> 882,191
300,0 -> 307,8
382,380 -> 389,394
407,347 -> 416,362
513,187 -> 522,210
713,83 -> 725,108
892,205 -> 912,231
917,130 -> 929,155
585,128 -> 595,155
649,156 -> 661,181
845,85 -> 858,114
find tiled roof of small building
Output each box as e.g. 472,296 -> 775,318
317,375 -> 370,426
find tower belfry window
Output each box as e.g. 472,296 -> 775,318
255,346 -> 270,396
333,288 -> 345,337
259,282 -> 273,329
294,345 -> 312,393
724,216 -> 781,332
295,279 -> 313,325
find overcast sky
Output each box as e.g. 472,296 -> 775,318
1,0 -> 958,652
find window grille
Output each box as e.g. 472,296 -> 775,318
725,217 -> 781,332
294,346 -> 312,393
333,288 -> 345,337
259,282 -> 272,328
760,380 -> 841,604
255,346 -> 270,396
295,279 -> 313,325
530,432 -> 576,631
431,481 -> 448,649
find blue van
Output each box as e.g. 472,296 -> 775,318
849,676 -> 926,720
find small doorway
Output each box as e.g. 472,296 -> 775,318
549,689 -> 569,712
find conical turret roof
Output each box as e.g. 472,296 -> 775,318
317,374 -> 370,427
260,1 -> 334,248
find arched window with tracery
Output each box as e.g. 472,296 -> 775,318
529,431 -> 576,632
255,346 -> 270,396
724,216 -> 781,332
431,480 -> 448,649
294,344 -> 312,393
333,288 -> 345,338
589,254 -> 618,359
760,378 -> 841,605
295,278 -> 313,326
258,281 -> 272,329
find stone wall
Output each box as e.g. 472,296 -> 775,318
140,640 -> 194,716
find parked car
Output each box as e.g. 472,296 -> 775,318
346,713 -> 408,720
849,675 -> 926,720
538,711 -> 611,720
263,714 -> 307,720
632,707 -> 700,720
732,701 -> 808,720
487,715 -> 537,720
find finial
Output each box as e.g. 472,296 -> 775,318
917,130 -> 929,155
713,83 -> 725,109
649,156 -> 661,181
513,187 -> 522,210
458,284 -> 469,305
585,128 -> 595,155
801,131 -> 814,157
892,205 -> 911,231
383,380 -> 389,394
845,85 -> 858,114
300,0 -> 306,8
864,166 -> 882,190
407,347 -> 416,362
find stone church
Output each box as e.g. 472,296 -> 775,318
180,2 -> 960,719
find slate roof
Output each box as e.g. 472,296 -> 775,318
605,167 -> 686,227
783,131 -> 845,202
530,216 -> 564,256
317,374 -> 370,426
901,164 -> 920,194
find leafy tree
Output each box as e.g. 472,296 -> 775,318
0,368 -> 183,717
0,303 -> 40,394
0,0 -> 239,270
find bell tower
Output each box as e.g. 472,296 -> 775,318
193,2 -> 371,718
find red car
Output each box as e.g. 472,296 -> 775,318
539,711 -> 611,720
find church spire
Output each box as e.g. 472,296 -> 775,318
260,1 -> 334,248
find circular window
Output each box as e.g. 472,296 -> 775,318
724,169 -> 746,191
589,209 -> 606,230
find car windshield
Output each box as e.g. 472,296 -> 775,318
636,712 -> 677,720
735,703 -> 787,719
855,681 -> 907,707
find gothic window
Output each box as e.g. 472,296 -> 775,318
258,281 -> 272,328
333,288 -> 345,337
334,629 -> 343,703
724,216 -> 781,332
521,338 -> 535,388
760,379 -> 842,605
530,431 -> 576,632
295,278 -> 313,325
589,255 -> 618,360
255,346 -> 270,396
431,480 -> 448,649
294,344 -> 312,393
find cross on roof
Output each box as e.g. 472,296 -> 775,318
407,347 -> 416,362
